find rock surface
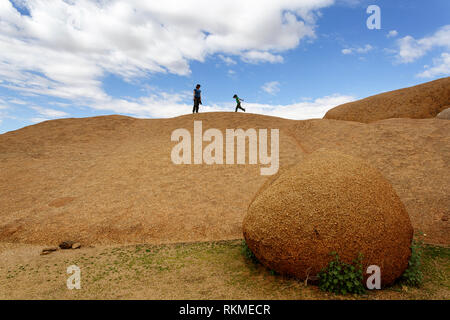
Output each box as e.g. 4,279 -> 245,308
324,77 -> 450,123
437,107 -> 450,120
72,243 -> 81,249
59,241 -> 74,249
40,246 -> 58,255
243,150 -> 414,286
0,113 -> 448,245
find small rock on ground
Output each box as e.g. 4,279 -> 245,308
72,243 -> 81,249
59,241 -> 75,249
40,246 -> 59,255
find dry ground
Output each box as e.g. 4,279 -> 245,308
0,113 -> 448,245
0,240 -> 448,300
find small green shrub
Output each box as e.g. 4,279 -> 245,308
241,240 -> 259,264
401,239 -> 424,287
318,252 -> 366,295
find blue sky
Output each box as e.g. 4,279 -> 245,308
0,0 -> 449,133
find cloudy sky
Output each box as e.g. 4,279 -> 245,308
0,0 -> 449,133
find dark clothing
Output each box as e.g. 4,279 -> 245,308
234,95 -> 245,112
193,87 -> 201,113
193,97 -> 201,113
235,103 -> 245,112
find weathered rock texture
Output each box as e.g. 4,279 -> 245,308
324,77 -> 450,123
437,107 -> 450,120
0,113 -> 448,245
243,150 -> 414,286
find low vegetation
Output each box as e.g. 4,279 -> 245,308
0,240 -> 448,299
241,240 -> 259,265
317,252 -> 366,295
401,239 -> 424,287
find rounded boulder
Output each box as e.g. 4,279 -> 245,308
436,107 -> 450,120
243,150 -> 413,286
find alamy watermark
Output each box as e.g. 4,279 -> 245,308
66,265 -> 81,290
366,264 -> 381,289
170,121 -> 279,175
367,5 -> 381,30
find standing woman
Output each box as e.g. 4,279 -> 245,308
193,84 -> 202,113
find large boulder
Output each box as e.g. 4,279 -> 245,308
436,107 -> 450,119
243,150 -> 413,286
324,77 -> 450,123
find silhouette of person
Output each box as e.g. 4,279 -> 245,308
193,84 -> 202,113
233,94 -> 246,112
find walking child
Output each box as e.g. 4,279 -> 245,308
233,94 -> 246,112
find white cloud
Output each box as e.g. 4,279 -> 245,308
336,0 -> 361,6
251,94 -> 356,119
416,52 -> 450,78
356,45 -> 373,53
0,0 -> 331,109
0,98 -> 8,109
341,44 -> 373,55
241,51 -> 284,64
8,98 -> 27,105
387,30 -> 398,38
0,99 -> 8,126
341,48 -> 352,55
396,25 -> 450,63
261,81 -> 281,95
30,117 -> 50,123
31,106 -> 69,118
0,109 -> 8,128
218,55 -> 237,66
89,90 -> 193,118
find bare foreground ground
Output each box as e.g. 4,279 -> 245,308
0,240 -> 448,300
